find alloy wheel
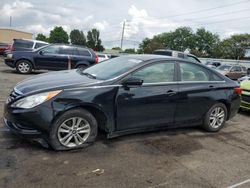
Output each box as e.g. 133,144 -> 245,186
57,117 -> 91,148
18,62 -> 30,73
209,107 -> 225,129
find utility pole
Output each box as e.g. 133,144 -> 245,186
9,16 -> 12,27
120,20 -> 126,50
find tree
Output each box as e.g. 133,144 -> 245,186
112,47 -> 122,51
70,29 -> 86,46
123,48 -> 136,54
191,28 -> 220,57
36,33 -> 48,42
216,34 -> 250,59
138,27 -> 195,54
49,26 -> 69,44
138,37 -> 164,54
86,28 -> 104,51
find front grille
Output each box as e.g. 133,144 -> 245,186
7,88 -> 23,103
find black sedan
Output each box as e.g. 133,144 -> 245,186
3,55 -> 241,150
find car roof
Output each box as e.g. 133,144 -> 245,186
14,39 -> 48,44
124,54 -> 183,61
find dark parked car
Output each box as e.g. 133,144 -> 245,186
4,44 -> 98,74
153,49 -> 201,63
3,39 -> 48,57
3,55 -> 241,150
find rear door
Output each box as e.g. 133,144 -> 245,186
175,62 -> 225,125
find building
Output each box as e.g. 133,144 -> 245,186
0,28 -> 33,44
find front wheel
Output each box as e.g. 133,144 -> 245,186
49,109 -> 98,151
203,103 -> 227,132
16,60 -> 32,74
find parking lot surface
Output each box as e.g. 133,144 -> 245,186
0,57 -> 250,188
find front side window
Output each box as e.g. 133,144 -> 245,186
132,62 -> 175,83
42,45 -> 59,55
180,63 -> 209,81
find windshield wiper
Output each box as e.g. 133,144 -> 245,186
82,72 -> 96,79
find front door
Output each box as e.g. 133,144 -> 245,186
35,45 -> 68,70
116,61 -> 178,131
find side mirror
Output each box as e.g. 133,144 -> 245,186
39,51 -> 44,55
122,77 -> 143,88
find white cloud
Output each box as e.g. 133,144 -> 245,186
93,21 -> 108,31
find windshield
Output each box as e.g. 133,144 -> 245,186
217,65 -> 231,71
82,56 -> 143,80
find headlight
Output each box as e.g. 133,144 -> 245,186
7,53 -> 13,59
11,90 -> 61,109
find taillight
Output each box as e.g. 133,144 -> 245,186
234,87 -> 242,95
94,52 -> 99,64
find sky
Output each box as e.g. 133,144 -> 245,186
0,0 -> 250,49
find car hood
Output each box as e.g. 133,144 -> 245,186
15,69 -> 102,94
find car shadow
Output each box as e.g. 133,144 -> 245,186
0,69 -> 47,75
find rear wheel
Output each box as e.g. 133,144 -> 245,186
76,65 -> 87,70
49,109 -> 98,151
16,60 -> 32,74
203,103 -> 227,132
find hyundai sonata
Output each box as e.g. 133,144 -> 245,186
3,55 -> 241,150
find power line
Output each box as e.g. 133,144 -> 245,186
155,0 -> 250,19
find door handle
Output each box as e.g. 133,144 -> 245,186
166,90 -> 177,96
209,85 -> 216,90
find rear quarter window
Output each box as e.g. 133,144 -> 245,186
77,48 -> 91,57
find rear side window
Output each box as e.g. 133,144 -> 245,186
58,47 -> 77,55
132,62 -> 175,83
180,63 -> 223,82
180,63 -> 209,81
13,40 -> 33,48
77,48 -> 91,57
35,43 -> 47,49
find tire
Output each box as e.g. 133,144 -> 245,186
16,60 -> 32,74
49,108 -> 98,151
203,103 -> 227,132
76,65 -> 87,70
